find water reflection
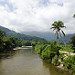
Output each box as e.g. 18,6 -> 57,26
0,51 -> 16,59
0,48 -> 72,75
43,61 -> 72,75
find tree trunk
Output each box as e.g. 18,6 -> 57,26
59,32 -> 70,55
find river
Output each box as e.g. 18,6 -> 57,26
0,47 -> 72,75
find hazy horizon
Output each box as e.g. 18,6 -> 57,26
0,25 -> 75,35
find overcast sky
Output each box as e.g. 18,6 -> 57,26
0,0 -> 75,34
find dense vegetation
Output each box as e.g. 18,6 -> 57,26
32,40 -> 75,75
0,21 -> 75,75
0,26 -> 46,41
0,29 -> 22,52
22,41 -> 31,46
63,55 -> 75,74
0,26 -> 75,41
33,41 -> 60,63
71,36 -> 75,52
31,20 -> 75,75
0,29 -> 46,52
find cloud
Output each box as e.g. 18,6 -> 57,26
0,0 -> 75,34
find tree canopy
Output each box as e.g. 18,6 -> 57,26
71,35 -> 75,52
0,29 -> 22,52
50,20 -> 66,39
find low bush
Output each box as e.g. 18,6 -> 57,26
41,45 -> 52,63
35,41 -> 61,63
63,55 -> 75,73
52,55 -> 60,66
35,44 -> 47,54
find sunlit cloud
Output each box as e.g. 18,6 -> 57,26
0,0 -> 75,34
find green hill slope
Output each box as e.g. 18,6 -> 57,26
0,26 -> 46,41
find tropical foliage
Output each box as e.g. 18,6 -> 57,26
35,41 -> 60,63
63,55 -> 75,73
50,20 -> 66,39
22,41 -> 31,46
50,20 -> 70,55
0,26 -> 46,41
0,29 -> 22,52
71,36 -> 75,52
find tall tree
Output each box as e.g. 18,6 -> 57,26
50,21 -> 66,39
50,20 -> 70,55
0,29 -> 6,38
0,29 -> 6,51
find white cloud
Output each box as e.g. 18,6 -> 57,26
0,0 -> 75,34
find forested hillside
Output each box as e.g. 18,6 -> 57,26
0,26 -> 74,42
0,26 -> 46,41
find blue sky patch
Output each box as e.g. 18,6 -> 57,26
51,2 -> 64,7
39,0 -> 50,7
38,0 -> 63,7
0,1 -> 14,12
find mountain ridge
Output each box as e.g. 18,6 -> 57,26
0,26 -> 74,42
22,31 -> 75,42
0,26 -> 46,41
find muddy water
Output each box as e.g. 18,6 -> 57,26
0,48 -> 72,75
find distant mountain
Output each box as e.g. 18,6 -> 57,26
0,26 -> 74,42
22,31 -> 75,42
63,34 -> 75,42
22,31 -> 57,41
0,26 -> 46,41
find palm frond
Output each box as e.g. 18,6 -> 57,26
61,25 -> 66,28
50,27 -> 56,29
50,20 -> 66,39
53,28 -> 56,31
61,30 -> 65,37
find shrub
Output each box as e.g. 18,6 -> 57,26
71,36 -> 75,52
35,44 -> 47,54
41,45 -> 51,59
41,41 -> 61,63
52,55 -> 60,66
59,53 -> 68,61
63,55 -> 75,73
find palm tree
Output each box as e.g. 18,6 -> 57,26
50,20 -> 70,55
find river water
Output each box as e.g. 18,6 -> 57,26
0,47 -> 72,75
